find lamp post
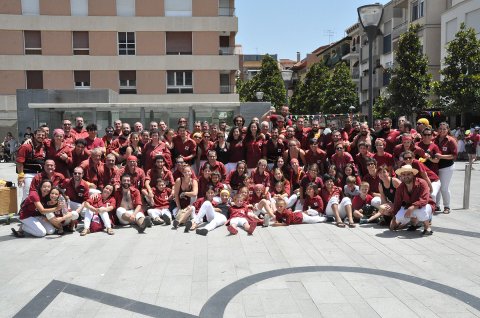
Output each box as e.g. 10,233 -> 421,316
281,69 -> 293,106
358,3 -> 383,128
256,91 -> 264,102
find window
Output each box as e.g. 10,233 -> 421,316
24,31 -> 41,55
73,31 -> 89,55
383,34 -> 392,54
219,0 -> 233,16
220,73 -> 231,94
419,0 -> 424,18
21,0 -> 39,15
71,0 -> 88,16
166,32 -> 192,55
118,32 -> 135,55
445,19 -> 457,43
167,71 -> 193,94
119,71 -> 136,94
466,8 -> 480,34
116,0 -> 135,16
411,0 -> 424,21
74,71 -> 90,89
411,1 -> 418,21
219,36 -> 232,55
164,0 -> 191,16
26,71 -> 43,89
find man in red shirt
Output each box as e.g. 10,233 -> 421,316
80,147 -> 105,193
304,138 -> 328,175
62,119 -> 76,145
29,159 -> 65,194
115,173 -> 152,233
200,150 -> 227,181
61,166 -> 90,219
71,116 -> 88,140
173,125 -> 197,165
84,124 -> 105,155
390,165 -> 434,235
118,155 -> 145,190
16,128 -> 47,200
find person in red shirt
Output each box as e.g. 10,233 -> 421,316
118,155 -> 145,190
61,166 -> 90,217
262,127 -> 285,168
102,126 -> 115,150
466,126 -> 480,166
225,160 -> 248,193
173,125 -> 197,166
102,153 -> 120,190
115,173 -> 152,233
226,194 -> 257,235
69,139 -> 89,174
29,159 -> 65,195
304,138 -> 327,174
201,150 -> 227,181
362,158 -> 381,201
184,186 -> 227,234
70,116 -> 88,140
321,174 -> 354,228
301,183 -> 325,218
144,154 -> 175,200
78,184 -> 116,236
250,159 -> 270,190
80,148 -> 105,193
142,129 -> 172,171
299,163 -> 324,204
355,141 -> 375,177
225,127 -> 245,174
330,141 -> 355,174
392,134 -> 425,167
62,119 -> 76,146
84,124 -> 105,155
272,198 -> 325,226
46,129 -> 73,177
390,165 -> 434,235
146,178 -> 173,226
351,182 -> 373,223
378,118 -> 400,153
401,151 -> 441,203
416,127 -> 441,175
294,116 -> 310,150
373,138 -> 395,175
107,123 -> 131,162
244,122 -> 265,171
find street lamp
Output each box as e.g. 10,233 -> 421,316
349,105 -> 356,114
255,91 -> 264,102
358,3 -> 383,128
281,69 -> 293,106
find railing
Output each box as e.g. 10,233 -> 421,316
219,7 -> 235,16
352,67 -> 360,79
219,47 -> 234,55
220,85 -> 235,94
392,20 -> 408,39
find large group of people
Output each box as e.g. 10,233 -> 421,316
11,105 -> 468,238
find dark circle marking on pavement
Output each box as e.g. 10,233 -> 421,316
199,266 -> 480,318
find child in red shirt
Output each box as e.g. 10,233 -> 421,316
272,198 -> 326,226
226,194 -> 257,235
146,178 -> 173,226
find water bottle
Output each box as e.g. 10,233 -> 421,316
59,196 -> 68,215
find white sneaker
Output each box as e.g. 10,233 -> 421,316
263,215 -> 270,227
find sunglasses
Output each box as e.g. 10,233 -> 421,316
404,157 -> 413,160
73,172 -> 83,175
336,147 -> 344,150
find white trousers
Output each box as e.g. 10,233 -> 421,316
116,207 -> 145,225
20,216 -> 56,237
230,217 -> 248,227
84,209 -> 112,229
22,173 -> 36,201
325,197 -> 352,219
192,201 -> 227,231
271,194 -> 298,209
437,164 -> 454,208
302,214 -> 326,224
395,204 -> 432,225
147,208 -> 172,219
70,201 -> 87,217
430,180 -> 441,203
371,196 -> 382,209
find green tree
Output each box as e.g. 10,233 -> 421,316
323,62 -> 358,113
436,23 -> 480,118
237,54 -> 286,108
290,62 -> 330,114
384,24 -> 431,117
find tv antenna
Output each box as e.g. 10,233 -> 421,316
324,29 -> 335,43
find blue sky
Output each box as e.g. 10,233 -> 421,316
236,0 -> 390,60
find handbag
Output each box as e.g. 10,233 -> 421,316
90,213 -> 105,233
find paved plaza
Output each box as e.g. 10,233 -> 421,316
0,161 -> 479,318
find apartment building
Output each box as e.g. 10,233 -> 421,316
0,0 -> 239,135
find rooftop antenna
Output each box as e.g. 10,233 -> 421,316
324,29 -> 335,43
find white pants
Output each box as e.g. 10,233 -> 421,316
325,197 -> 352,219
304,208 -> 319,216
225,162 -> 237,175
371,196 -> 382,209
20,216 -> 56,237
302,214 -> 326,224
70,201 -> 87,217
272,194 -> 298,209
84,209 -> 112,229
22,173 -> 36,201
395,205 -> 432,225
192,201 -> 227,231
230,217 -> 248,227
147,208 -> 172,219
437,164 -> 454,208
45,210 -> 79,225
116,207 -> 145,225
430,180 -> 441,203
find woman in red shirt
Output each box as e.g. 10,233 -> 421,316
244,122 -> 264,171
226,127 -> 245,174
321,174 -> 355,228
79,184 -> 116,236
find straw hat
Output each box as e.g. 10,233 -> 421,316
395,164 -> 419,176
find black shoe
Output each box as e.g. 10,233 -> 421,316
184,220 -> 192,233
137,217 -> 149,233
326,216 -> 335,223
421,229 -> 433,236
146,217 -> 153,228
196,228 -> 208,236
172,219 -> 179,230
161,214 -> 171,225
11,228 -> 25,238
152,217 -> 163,226
407,225 -> 417,231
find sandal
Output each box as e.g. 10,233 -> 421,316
336,222 -> 346,228
348,223 -> 356,228
11,228 -> 25,238
80,228 -> 90,236
443,207 -> 451,214
106,228 -> 114,235
57,227 -> 64,235
421,229 -> 433,236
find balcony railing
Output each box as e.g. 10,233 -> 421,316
219,7 -> 235,16
352,67 -> 360,79
392,20 -> 408,39
219,47 -> 234,55
220,85 -> 235,94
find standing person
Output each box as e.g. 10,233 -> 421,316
143,129 -> 172,171
173,125 -> 197,166
262,127 -> 285,169
226,127 -> 244,174
71,117 -> 88,140
244,122 -> 264,172
69,139 -> 89,174
16,129 -> 47,201
115,173 -> 152,233
46,129 -> 73,178
62,120 -> 76,145
465,126 -> 480,167
84,124 -> 105,154
390,165 -> 434,235
416,127 -> 441,175
11,180 -> 60,238
213,131 -> 229,165
304,138 -> 327,174
112,119 -> 123,138
433,122 -> 457,214
102,126 -> 115,150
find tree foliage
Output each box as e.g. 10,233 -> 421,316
323,62 -> 359,113
435,23 -> 480,115
237,54 -> 286,108
383,24 -> 431,117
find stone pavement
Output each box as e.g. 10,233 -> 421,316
0,161 -> 479,318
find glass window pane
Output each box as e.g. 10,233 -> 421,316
71,0 -> 88,16
185,72 -> 192,85
116,0 -> 135,17
176,72 -> 184,86
167,72 -> 175,85
21,0 -> 39,15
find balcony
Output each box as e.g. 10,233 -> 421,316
342,45 -> 359,60
352,67 -> 360,80
392,20 -> 408,40
219,7 -> 235,16
220,84 -> 234,94
219,47 -> 234,55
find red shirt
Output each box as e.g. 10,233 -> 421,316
61,178 -> 89,203
373,152 -> 395,171
244,139 -> 264,169
434,135 -> 458,169
118,166 -> 146,190
80,159 -> 105,190
106,135 -> 129,155
71,128 -> 88,140
228,203 -> 250,219
352,194 -> 373,210
69,150 -> 89,173
173,136 -> 197,164
262,139 -> 285,163
225,171 -> 247,191
151,187 -> 172,209
145,167 -> 175,188
228,139 -> 245,162
320,186 -> 343,206
393,144 -> 425,161
382,129 -> 401,153
87,195 -> 116,210
198,141 -> 214,161
415,141 -> 441,174
275,209 -> 303,225
300,175 -> 324,197
304,148 -> 327,174
362,173 -> 381,194
303,195 -> 324,213
354,152 -> 375,177
103,165 -> 120,188
16,142 -> 46,165
201,161 -> 227,181
393,177 -> 436,212
143,141 -> 173,171
269,177 -> 291,196
114,187 -> 142,210
85,137 -> 105,152
29,171 -> 65,194
251,169 -> 271,188
330,152 -> 355,173
45,143 -> 73,177
19,191 -> 43,219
